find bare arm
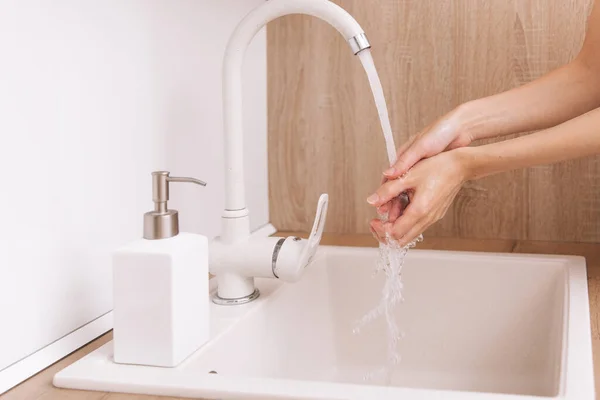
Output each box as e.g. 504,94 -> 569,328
369,106 -> 600,245
384,0 -> 600,178
463,1 -> 600,140
369,0 -> 600,245
463,106 -> 600,180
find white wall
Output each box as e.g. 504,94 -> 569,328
0,0 -> 267,382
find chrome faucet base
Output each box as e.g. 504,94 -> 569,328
211,289 -> 260,306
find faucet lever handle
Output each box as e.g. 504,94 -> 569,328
304,193 -> 329,263
268,193 -> 328,283
262,193 -> 329,282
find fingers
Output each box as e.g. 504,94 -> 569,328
446,138 -> 463,151
370,219 -> 386,243
372,205 -> 431,248
379,205 -> 423,241
377,192 -> 408,221
446,135 -> 470,151
385,124 -> 435,179
367,178 -> 413,207
393,135 -> 417,162
376,192 -> 408,223
371,207 -> 424,247
383,141 -> 428,179
387,197 -> 403,223
383,191 -> 453,247
376,175 -> 402,216
395,219 -> 429,248
377,175 -> 390,214
369,223 -> 383,243
378,201 -> 391,215
394,122 -> 434,162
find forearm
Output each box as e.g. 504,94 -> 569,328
462,106 -> 600,180
458,60 -> 600,141
456,0 -> 600,142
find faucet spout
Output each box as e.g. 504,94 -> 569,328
215,0 -> 370,302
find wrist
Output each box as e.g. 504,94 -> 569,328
454,147 -> 481,182
453,99 -> 496,142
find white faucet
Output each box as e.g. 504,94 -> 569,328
209,0 -> 371,305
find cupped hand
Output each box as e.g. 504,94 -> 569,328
367,149 -> 470,246
375,105 -> 475,221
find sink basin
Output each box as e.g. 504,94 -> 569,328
54,245 -> 594,399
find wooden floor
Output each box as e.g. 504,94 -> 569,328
3,235 -> 600,399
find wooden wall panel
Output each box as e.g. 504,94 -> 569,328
267,0 -> 599,242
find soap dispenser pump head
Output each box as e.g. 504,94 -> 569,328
143,171 -> 207,240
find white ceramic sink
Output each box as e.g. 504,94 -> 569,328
54,246 -> 595,399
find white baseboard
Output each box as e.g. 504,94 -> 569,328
0,311 -> 113,395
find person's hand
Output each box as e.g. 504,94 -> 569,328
373,176 -> 409,223
367,149 -> 471,246
375,104 -> 476,220
383,105 -> 475,181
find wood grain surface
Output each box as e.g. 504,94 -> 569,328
267,0 -> 600,241
4,235 -> 600,399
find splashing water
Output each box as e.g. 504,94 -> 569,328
354,49 -> 424,385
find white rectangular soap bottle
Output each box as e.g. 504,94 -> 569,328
112,171 -> 209,367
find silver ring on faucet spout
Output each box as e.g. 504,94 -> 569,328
271,237 -> 287,279
348,33 -> 371,55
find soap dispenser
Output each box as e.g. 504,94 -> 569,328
112,171 -> 209,368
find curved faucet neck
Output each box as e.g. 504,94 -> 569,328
221,0 -> 369,241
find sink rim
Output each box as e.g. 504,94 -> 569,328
53,245 -> 595,400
